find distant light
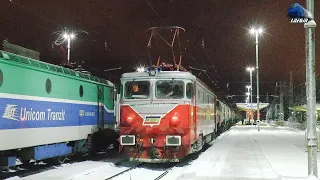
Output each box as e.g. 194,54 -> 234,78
246,85 -> 251,89
63,33 -> 76,39
246,92 -> 250,96
137,67 -> 145,72
249,27 -> 264,34
246,67 -> 255,72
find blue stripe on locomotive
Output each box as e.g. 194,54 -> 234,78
0,97 -> 115,130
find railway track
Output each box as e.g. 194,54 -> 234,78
105,162 -> 145,180
153,144 -> 210,180
0,149 -> 125,180
105,144 -> 211,180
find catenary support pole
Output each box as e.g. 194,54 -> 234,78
305,0 -> 317,176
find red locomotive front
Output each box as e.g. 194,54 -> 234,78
118,70 -> 201,162
118,26 -> 227,162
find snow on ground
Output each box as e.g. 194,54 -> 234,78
6,124 -> 320,180
5,160 -> 140,180
110,166 -> 165,180
162,125 -> 320,180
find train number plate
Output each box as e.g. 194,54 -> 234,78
143,116 -> 161,126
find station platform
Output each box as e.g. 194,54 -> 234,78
6,123 -> 320,180
164,124 -> 320,180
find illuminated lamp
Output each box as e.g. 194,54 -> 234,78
121,114 -> 134,126
170,114 -> 181,127
126,115 -> 134,124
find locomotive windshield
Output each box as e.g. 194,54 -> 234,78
156,80 -> 184,99
125,81 -> 150,99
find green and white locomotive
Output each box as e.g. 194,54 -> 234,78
0,43 -> 118,168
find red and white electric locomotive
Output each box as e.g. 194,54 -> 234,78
119,63 -> 223,162
118,26 -> 234,162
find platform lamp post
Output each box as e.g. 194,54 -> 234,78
246,85 -> 252,124
304,0 -> 318,176
247,67 -> 255,123
246,92 -> 250,123
249,27 -> 263,131
53,28 -> 88,64
63,33 -> 75,63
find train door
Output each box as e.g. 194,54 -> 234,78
193,82 -> 198,142
98,85 -> 104,130
213,96 -> 217,133
114,87 -> 121,129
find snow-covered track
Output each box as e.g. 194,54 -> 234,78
1,150 -> 124,179
105,162 -> 145,179
153,145 -> 210,180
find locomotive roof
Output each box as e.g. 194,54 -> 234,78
0,50 -> 114,87
121,71 -> 197,80
121,70 -> 232,107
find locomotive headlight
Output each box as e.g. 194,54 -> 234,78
125,114 -> 134,125
170,114 -> 181,127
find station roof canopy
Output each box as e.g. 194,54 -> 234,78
236,103 -> 270,111
289,104 -> 320,112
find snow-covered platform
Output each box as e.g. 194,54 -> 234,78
163,125 -> 320,180
6,125 -> 320,180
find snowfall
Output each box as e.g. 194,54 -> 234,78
5,122 -> 320,180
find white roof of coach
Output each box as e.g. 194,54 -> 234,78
121,71 -> 197,80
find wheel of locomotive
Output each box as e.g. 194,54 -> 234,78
43,156 -> 67,165
55,156 -> 67,164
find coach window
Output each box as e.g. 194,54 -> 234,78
186,83 -> 194,99
79,85 -> 84,97
45,78 -> 52,94
156,80 -> 184,99
125,81 -> 150,99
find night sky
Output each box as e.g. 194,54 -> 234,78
1,0 -> 319,104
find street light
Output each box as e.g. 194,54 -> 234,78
304,0 -> 317,176
249,27 -> 264,131
136,66 -> 145,72
247,67 -> 254,123
53,28 -> 88,64
63,33 -> 75,63
246,85 -> 250,91
245,90 -> 250,123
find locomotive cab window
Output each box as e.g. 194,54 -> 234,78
156,80 -> 184,99
186,83 -> 194,99
125,81 -> 150,99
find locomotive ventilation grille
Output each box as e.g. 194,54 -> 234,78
166,135 -> 181,146
120,135 -> 135,145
